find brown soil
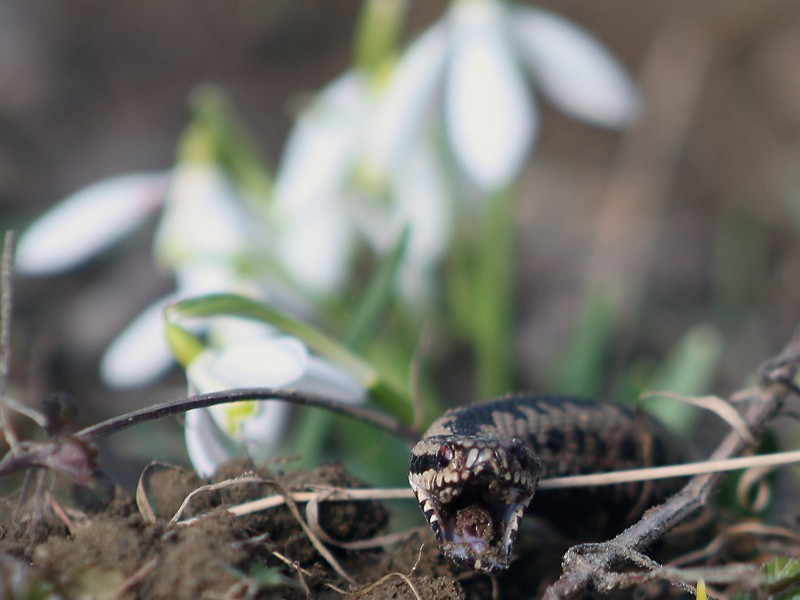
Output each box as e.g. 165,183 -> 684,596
0,456 -> 701,599
0,460 -> 485,599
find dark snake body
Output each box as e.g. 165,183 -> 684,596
408,395 -> 682,573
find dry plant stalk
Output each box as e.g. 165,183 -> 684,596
541,333 -> 800,599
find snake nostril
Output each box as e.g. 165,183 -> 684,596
437,443 -> 454,468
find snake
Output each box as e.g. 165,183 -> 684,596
408,394 -> 682,573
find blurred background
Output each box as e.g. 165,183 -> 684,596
2,0 -> 800,485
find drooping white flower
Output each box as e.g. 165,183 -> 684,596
99,292 -> 179,388
270,68 -> 455,304
184,335 -> 365,476
445,0 -> 536,189
269,72 -> 366,296
15,172 -> 169,275
372,0 -> 640,191
154,163 -> 266,270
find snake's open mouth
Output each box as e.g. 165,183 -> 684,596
437,479 -> 532,572
409,436 -> 539,573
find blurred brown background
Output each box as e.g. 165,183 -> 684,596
2,1 -> 800,481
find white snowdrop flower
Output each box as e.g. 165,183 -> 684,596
355,132 -> 452,307
359,21 -> 449,182
445,0 -> 535,190
511,7 -> 640,128
269,72 -> 367,296
373,0 -> 640,190
15,172 -> 169,275
99,292 -> 179,388
184,335 -> 365,476
154,163 -> 265,270
100,263 -> 270,388
272,65 -> 457,303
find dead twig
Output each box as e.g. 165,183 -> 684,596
542,331 -> 800,599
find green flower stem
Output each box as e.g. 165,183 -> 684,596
474,186 -> 515,398
289,230 -> 409,466
188,84 -> 272,207
354,0 -> 408,74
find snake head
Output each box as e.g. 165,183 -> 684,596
408,436 -> 540,573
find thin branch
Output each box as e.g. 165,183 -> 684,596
76,387 -> 420,445
542,333 -> 800,599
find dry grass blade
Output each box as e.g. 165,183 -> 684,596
304,489 -> 422,550
268,479 -> 357,585
271,550 -> 314,599
736,465 -> 773,513
538,449 -> 800,490
669,522 -> 800,567
640,391 -> 755,444
220,486 -> 413,520
169,475 -> 267,525
47,493 -> 76,535
349,572 -> 424,600
136,462 -> 182,524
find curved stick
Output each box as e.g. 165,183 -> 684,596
77,388 -> 420,445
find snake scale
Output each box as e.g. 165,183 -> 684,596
408,394 -> 682,573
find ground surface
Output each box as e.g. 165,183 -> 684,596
0,460 -> 588,599
2,2 -> 800,598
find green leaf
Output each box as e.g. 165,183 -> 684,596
645,323 -> 723,434
165,293 -> 412,422
344,227 -> 409,351
764,556 -> 800,595
553,287 -> 616,397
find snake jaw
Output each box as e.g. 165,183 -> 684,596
409,436 -> 539,573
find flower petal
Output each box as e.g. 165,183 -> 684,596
187,337 -> 305,448
390,136 -> 452,306
512,6 -> 640,128
361,20 -> 448,182
271,72 -> 366,220
99,293 -> 177,388
273,204 -> 355,296
189,336 -> 309,391
154,164 -> 259,269
445,1 -> 536,190
16,172 -> 168,275
270,72 -> 366,294
300,355 -> 366,404
184,407 -> 244,477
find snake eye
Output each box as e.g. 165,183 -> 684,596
512,438 -> 528,469
437,443 -> 454,468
